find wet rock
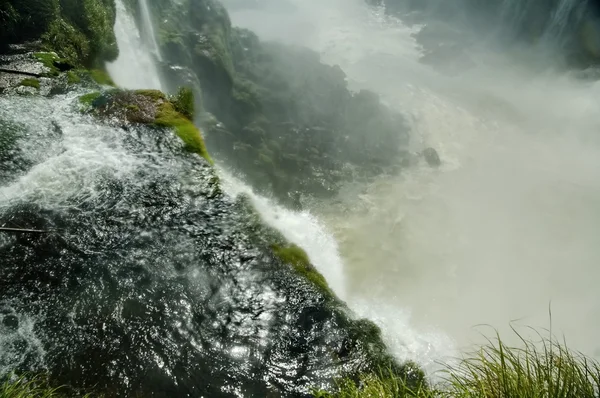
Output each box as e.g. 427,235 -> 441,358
2,314 -> 19,332
422,147 -> 441,167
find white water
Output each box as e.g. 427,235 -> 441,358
139,0 -> 163,61
224,0 -> 600,364
217,168 -> 347,299
106,0 -> 163,90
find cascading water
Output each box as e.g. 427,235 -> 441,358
224,0 -> 600,363
106,0 -> 163,90
0,90 -> 379,395
139,0 -> 163,61
106,0 -> 350,303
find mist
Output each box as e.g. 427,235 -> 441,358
221,0 -> 600,365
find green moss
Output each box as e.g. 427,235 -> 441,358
155,102 -> 212,164
89,69 -> 114,86
125,104 -> 140,112
19,78 -> 40,89
135,89 -> 167,101
272,244 -> 333,296
33,52 -> 61,76
78,91 -> 101,107
66,70 -> 81,84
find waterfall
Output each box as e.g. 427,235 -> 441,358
542,0 -> 587,45
139,0 -> 163,61
106,0 -> 163,90
217,168 -> 347,298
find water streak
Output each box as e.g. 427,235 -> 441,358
106,0 -> 163,90
139,0 -> 163,61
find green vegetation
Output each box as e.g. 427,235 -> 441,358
33,52 -> 62,76
154,100 -> 212,164
314,329 -> 600,398
19,78 -> 40,89
135,89 -> 166,101
2,0 -> 117,67
78,91 -> 101,107
173,87 -> 195,120
0,0 -> 59,45
66,70 -> 81,84
0,375 -> 63,398
41,19 -> 90,68
89,69 -> 114,86
314,369 -> 430,398
272,244 -> 333,296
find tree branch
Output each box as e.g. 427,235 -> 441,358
0,227 -> 47,233
0,68 -> 43,78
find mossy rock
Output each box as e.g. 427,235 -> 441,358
88,69 -> 114,86
78,91 -> 102,107
154,99 -> 212,163
67,70 -> 81,84
33,52 -> 63,76
20,78 -> 40,89
77,88 -> 212,163
271,244 -> 333,297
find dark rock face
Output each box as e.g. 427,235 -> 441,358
137,0 -> 410,206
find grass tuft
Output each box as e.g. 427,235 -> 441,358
172,86 -> 195,120
89,69 -> 115,86
0,375 -> 63,398
66,71 -> 81,84
315,328 -> 600,398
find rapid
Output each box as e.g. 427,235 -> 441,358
222,0 -> 600,366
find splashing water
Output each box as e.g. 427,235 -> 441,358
217,168 -> 347,300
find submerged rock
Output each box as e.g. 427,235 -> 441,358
422,147 -> 441,167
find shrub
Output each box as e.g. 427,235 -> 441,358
172,86 -> 195,120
